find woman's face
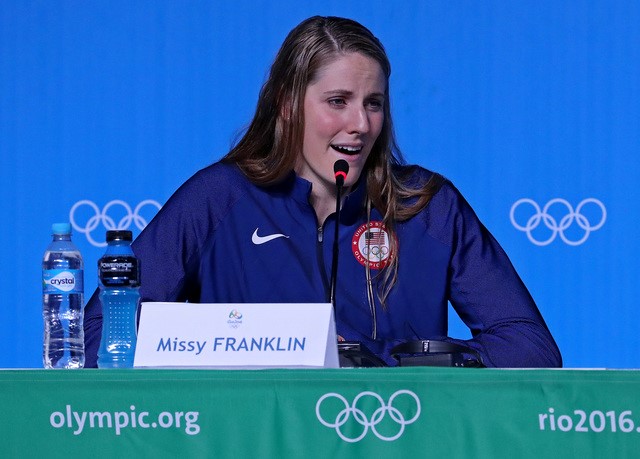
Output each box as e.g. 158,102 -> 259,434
296,52 -> 386,192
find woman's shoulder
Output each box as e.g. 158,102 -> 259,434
173,161 -> 250,197
160,161 -> 251,217
396,165 -> 478,240
394,164 -> 460,203
189,161 -> 248,185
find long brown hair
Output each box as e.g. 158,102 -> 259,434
223,16 -> 443,304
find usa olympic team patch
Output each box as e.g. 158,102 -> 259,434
351,221 -> 395,270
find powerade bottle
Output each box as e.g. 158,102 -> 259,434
97,230 -> 140,368
42,223 -> 85,369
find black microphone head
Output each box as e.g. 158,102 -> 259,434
333,160 -> 349,187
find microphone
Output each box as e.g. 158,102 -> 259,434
329,160 -> 349,307
333,159 -> 349,188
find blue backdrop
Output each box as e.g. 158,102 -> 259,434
1,1 -> 638,368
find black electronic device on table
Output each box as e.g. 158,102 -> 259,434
337,340 -> 485,368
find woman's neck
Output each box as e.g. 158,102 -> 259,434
309,181 -> 348,226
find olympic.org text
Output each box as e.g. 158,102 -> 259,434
539,408 -> 639,433
50,405 -> 200,436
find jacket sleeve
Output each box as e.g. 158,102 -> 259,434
83,163 -> 239,367
433,181 -> 562,368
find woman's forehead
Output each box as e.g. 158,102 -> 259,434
309,52 -> 387,86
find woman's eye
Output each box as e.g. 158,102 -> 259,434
367,99 -> 384,110
328,98 -> 346,107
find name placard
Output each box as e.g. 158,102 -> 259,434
133,302 -> 339,368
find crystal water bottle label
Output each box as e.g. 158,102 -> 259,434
43,269 -> 84,294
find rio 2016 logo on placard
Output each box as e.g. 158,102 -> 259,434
227,309 -> 243,329
510,198 -> 606,246
70,200 -> 162,247
315,390 -> 421,443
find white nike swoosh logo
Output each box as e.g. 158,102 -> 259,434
251,228 -> 290,245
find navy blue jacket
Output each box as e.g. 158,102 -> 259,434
84,162 -> 562,368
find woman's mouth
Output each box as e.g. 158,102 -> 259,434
331,144 -> 363,155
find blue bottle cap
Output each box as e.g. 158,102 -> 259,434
51,223 -> 71,235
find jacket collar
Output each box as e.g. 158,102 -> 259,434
274,171 -> 368,224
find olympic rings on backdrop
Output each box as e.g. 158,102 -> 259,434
316,390 -> 421,442
510,198 -> 606,246
70,200 -> 162,247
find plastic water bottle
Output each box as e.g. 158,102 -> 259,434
97,230 -> 140,368
42,223 -> 85,369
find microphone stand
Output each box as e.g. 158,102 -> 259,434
329,180 -> 343,308
329,159 -> 348,309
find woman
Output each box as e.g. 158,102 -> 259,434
84,16 -> 561,368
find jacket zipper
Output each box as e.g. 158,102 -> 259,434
316,225 -> 330,302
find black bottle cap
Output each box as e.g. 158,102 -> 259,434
106,230 -> 133,242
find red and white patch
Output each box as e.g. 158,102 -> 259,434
351,221 -> 395,270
